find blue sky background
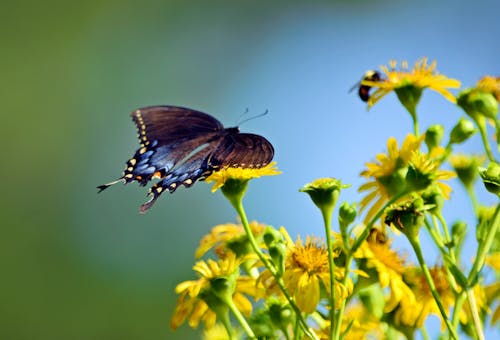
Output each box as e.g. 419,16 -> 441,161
2,0 -> 499,338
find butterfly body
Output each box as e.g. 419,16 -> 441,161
98,106 -> 274,212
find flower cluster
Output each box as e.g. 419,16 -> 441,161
166,58 -> 500,339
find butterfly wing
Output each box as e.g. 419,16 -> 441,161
209,132 -> 275,169
98,106 -> 223,190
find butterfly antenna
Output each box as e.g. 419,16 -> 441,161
237,109 -> 269,126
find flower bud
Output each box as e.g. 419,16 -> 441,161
339,201 -> 357,226
420,186 -> 444,215
449,118 -> 476,144
457,88 -> 498,120
479,162 -> 500,196
449,154 -> 483,189
384,196 -> 427,239
451,221 -> 467,256
425,125 -> 444,150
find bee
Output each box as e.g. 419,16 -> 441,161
350,70 -> 382,102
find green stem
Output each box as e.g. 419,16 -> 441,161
333,255 -> 353,340
352,190 -> 409,253
451,291 -> 467,330
226,298 -> 255,339
229,197 -> 319,340
420,326 -> 430,340
435,213 -> 456,263
321,207 -> 337,340
411,111 -> 420,137
407,235 -> 458,340
465,185 -> 480,217
477,120 -> 495,162
465,288 -> 485,340
468,204 -> 500,286
219,312 -> 234,340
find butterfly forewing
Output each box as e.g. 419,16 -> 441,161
131,106 -> 223,144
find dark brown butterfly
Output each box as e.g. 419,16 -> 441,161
98,106 -> 274,213
350,70 -> 382,102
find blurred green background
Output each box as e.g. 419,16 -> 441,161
2,0 -> 499,339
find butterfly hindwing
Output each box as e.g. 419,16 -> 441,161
209,132 -> 274,169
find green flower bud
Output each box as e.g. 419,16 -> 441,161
268,243 -> 286,277
479,162 -> 500,196
263,227 -> 282,248
339,201 -> 357,226
358,285 -> 385,319
384,196 -> 427,239
425,124 -> 445,150
457,88 -> 499,120
268,299 -> 293,329
420,186 -> 444,215
449,154 -> 483,189
449,118 -> 476,144
451,221 -> 467,256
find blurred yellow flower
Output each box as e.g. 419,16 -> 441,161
356,228 -> 415,313
402,266 -> 455,328
171,255 -> 261,330
205,162 -> 281,192
316,304 -> 385,340
477,75 -> 500,102
363,58 -> 461,108
195,221 -> 267,259
202,323 -> 232,340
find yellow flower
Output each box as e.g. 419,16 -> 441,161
202,323 -> 232,340
402,266 -> 455,328
364,58 -> 461,108
261,228 -> 352,314
359,134 -> 424,222
407,148 -> 456,195
477,75 -> 500,102
205,162 -> 281,192
170,255 -> 261,330
315,304 -> 385,340
195,221 -> 267,259
485,253 -> 500,325
356,228 -> 416,313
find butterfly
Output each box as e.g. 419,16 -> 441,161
350,70 -> 382,102
98,106 -> 274,213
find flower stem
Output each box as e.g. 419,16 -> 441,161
451,291 -> 467,330
468,203 -> 500,286
465,288 -> 485,340
225,298 -> 256,339
228,197 -> 319,340
407,235 -> 458,340
477,120 -> 495,162
320,206 -> 337,340
333,255 -> 353,340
